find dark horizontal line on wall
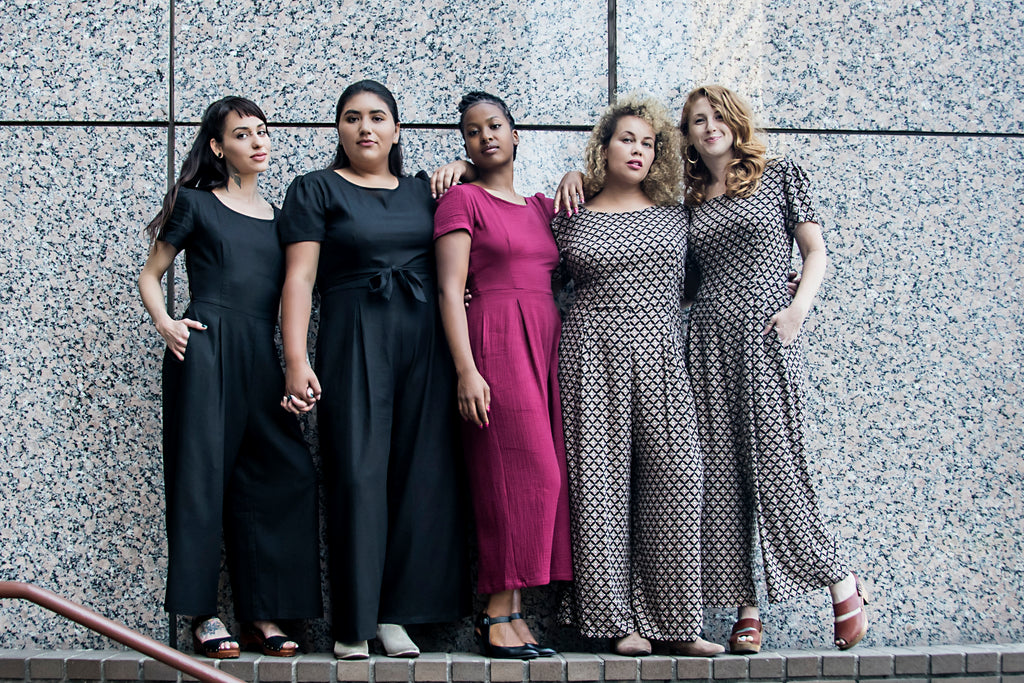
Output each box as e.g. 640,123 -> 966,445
0,119 -> 1022,139
0,120 -> 169,128
763,127 -> 1024,139
266,122 -> 600,132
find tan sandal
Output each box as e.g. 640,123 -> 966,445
612,632 -> 651,657
728,618 -> 762,654
833,574 -> 868,650
668,637 -> 725,657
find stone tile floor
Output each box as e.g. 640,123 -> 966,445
3,645 -> 1024,683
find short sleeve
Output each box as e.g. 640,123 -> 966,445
157,187 -> 197,249
433,185 -> 476,240
278,174 -> 328,244
532,193 -> 555,220
780,158 -> 822,236
408,173 -> 437,216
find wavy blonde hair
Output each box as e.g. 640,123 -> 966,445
679,84 -> 767,206
582,95 -> 682,206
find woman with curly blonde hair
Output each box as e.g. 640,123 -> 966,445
553,95 -> 722,657
681,84 -> 867,654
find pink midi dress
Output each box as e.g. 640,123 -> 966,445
434,183 -> 573,594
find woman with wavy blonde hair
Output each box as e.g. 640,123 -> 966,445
553,95 -> 722,657
681,84 -> 867,654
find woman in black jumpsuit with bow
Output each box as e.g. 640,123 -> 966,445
278,80 -> 464,658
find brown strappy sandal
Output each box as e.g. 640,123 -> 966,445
728,618 -> 763,654
833,574 -> 869,650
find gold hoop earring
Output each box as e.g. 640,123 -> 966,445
685,147 -> 700,165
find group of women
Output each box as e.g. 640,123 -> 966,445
138,80 -> 869,662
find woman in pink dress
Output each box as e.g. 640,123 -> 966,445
434,92 -> 572,659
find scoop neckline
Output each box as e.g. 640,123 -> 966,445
577,204 -> 661,216
210,192 -> 275,222
464,183 -> 530,207
331,169 -> 401,191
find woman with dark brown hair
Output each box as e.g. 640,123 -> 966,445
278,80 -> 465,661
139,96 -> 320,659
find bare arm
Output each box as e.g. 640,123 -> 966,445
280,241 -> 322,413
429,160 -> 477,199
435,230 -> 490,427
138,241 -> 207,361
553,171 -> 585,216
762,221 -> 827,346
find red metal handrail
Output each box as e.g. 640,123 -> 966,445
0,581 -> 243,683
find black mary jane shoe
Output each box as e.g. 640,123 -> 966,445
475,613 -> 539,659
509,612 -> 557,657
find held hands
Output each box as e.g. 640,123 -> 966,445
457,369 -> 491,428
157,318 -> 206,361
762,304 -> 808,347
282,362 -> 322,414
553,171 -> 585,216
430,160 -> 474,198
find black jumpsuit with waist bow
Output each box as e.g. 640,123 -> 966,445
278,170 -> 465,643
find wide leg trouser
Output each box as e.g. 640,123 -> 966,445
162,304 -> 321,621
317,290 -> 466,642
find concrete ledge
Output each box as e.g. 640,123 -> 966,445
2,646 -> 1023,683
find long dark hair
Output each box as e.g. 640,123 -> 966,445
329,79 -> 403,177
145,96 -> 268,242
457,91 -> 517,160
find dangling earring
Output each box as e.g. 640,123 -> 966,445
685,147 -> 700,165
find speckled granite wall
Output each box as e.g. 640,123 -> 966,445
1,0 -> 1022,657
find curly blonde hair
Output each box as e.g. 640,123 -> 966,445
679,84 -> 767,206
582,95 -> 682,206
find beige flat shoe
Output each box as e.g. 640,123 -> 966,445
668,637 -> 725,657
377,623 -> 420,658
612,631 -> 652,656
333,639 -> 369,660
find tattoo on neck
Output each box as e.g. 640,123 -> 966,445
227,163 -> 242,189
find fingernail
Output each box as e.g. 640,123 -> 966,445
201,324 -> 208,329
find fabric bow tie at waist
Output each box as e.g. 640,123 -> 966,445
368,266 -> 427,302
322,265 -> 430,302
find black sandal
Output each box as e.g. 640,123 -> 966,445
240,623 -> 298,657
192,616 -> 240,659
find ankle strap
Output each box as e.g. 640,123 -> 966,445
731,618 -> 762,633
480,613 -> 513,625
832,593 -> 863,618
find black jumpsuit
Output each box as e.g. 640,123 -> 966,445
160,187 -> 321,621
279,170 -> 466,643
